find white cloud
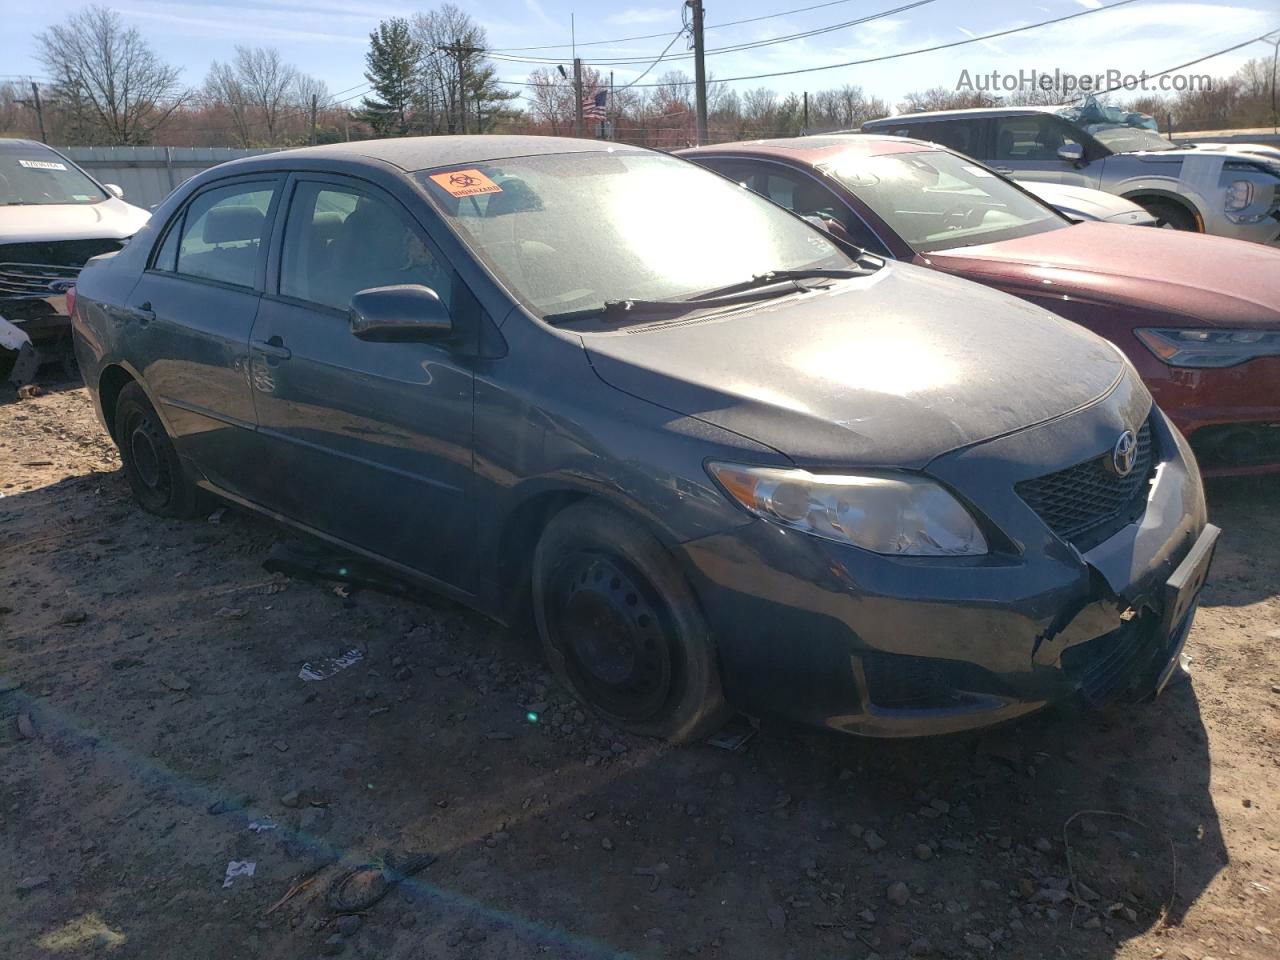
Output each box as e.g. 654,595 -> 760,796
610,7 -> 675,26
1076,0 -> 1104,8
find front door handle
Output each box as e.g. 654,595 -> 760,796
129,302 -> 155,325
252,336 -> 292,361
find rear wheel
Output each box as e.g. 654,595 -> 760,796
114,382 -> 205,518
532,502 -> 730,743
1136,198 -> 1198,231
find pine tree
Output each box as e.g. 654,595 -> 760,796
358,18 -> 422,137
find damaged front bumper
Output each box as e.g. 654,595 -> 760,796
679,402 -> 1215,738
1,314 -> 40,389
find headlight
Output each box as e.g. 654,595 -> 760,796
1224,180 -> 1253,211
706,462 -> 988,556
1135,327 -> 1280,368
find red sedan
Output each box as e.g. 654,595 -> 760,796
678,136 -> 1280,477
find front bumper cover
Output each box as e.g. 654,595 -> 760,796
680,398 -> 1213,737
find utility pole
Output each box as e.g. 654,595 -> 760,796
31,82 -> 47,144
573,57 -> 585,137
610,71 -> 615,141
802,91 -> 809,133
687,0 -> 708,145
309,93 -> 318,145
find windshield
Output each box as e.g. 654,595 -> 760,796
417,151 -> 850,318
819,148 -> 1065,252
1054,104 -> 1178,153
0,148 -> 107,205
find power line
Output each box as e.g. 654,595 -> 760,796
493,0 -> 1144,87
488,0 -> 915,52
1083,29 -> 1278,98
487,0 -> 939,66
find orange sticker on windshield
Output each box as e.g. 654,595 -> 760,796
429,169 -> 503,198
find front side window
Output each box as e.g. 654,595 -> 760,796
417,151 -> 849,318
994,116 -> 1082,162
0,148 -> 106,205
820,148 -> 1065,252
176,182 -> 275,288
279,181 -> 452,312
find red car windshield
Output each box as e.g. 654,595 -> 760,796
820,148 -> 1066,253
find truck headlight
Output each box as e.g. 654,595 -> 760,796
707,463 -> 988,556
1135,327 -> 1280,368
1225,180 -> 1253,211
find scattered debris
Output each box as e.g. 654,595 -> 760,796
705,715 -> 757,751
207,507 -> 227,524
16,712 -> 37,739
159,674 -> 191,692
222,860 -> 257,888
864,829 -> 887,852
633,863 -> 669,892
298,649 -> 364,682
325,852 -> 436,913
264,872 -> 320,916
248,820 -> 277,833
17,383 -> 43,400
214,606 -> 246,620
886,881 -> 910,906
16,874 -> 51,892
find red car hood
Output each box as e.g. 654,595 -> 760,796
923,222 -> 1280,327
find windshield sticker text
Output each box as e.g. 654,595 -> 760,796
429,169 -> 503,198
18,159 -> 67,170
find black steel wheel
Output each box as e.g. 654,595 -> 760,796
114,381 -> 205,518
533,501 -> 730,742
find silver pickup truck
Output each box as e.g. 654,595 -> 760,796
863,104 -> 1280,245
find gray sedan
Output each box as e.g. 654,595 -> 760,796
69,136 -> 1216,741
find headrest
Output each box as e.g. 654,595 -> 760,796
203,205 -> 265,244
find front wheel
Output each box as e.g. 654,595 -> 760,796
532,502 -> 730,743
114,381 -> 205,518
1137,198 -> 1198,231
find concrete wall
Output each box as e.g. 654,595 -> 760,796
57,146 -> 284,209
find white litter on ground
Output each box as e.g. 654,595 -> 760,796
298,648 -> 364,681
222,860 -> 256,888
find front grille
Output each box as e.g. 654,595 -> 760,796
0,262 -> 81,300
1016,419 -> 1156,551
1060,613 -> 1154,706
0,238 -> 123,301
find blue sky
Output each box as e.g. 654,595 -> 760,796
2,0 -> 1276,111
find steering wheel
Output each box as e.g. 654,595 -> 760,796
940,204 -> 983,232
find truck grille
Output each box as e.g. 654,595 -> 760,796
1015,419 -> 1156,550
0,238 -> 124,301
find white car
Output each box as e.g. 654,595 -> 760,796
1015,180 -> 1157,226
2,139 -> 150,386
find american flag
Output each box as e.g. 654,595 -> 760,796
582,90 -> 607,120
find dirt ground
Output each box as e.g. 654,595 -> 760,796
1,381 -> 1277,960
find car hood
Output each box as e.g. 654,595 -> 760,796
1015,180 -> 1153,225
1182,141 -> 1280,164
583,262 -> 1125,469
0,198 -> 151,244
925,222 -> 1280,327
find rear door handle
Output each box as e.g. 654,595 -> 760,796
129,302 -> 154,325
252,336 -> 292,361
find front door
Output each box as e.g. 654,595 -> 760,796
992,115 -> 1099,187
126,176 -> 282,497
246,174 -> 475,589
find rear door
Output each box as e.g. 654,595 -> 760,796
244,173 -> 476,588
126,175 -> 282,497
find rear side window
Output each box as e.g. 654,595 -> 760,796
279,181 -> 452,312
174,182 -> 275,288
994,116 -> 1082,162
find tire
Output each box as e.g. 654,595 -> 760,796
114,381 -> 205,518
532,501 -> 731,743
1136,198 -> 1198,231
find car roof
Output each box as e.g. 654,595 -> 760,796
0,138 -> 58,152
226,135 -> 646,173
678,133 -> 939,163
863,106 -> 1063,126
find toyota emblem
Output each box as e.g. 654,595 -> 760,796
1111,430 -> 1138,477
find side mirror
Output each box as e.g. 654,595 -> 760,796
1057,144 -> 1084,164
349,285 -> 452,342
104,183 -> 125,198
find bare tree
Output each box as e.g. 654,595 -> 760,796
36,5 -> 187,144
202,47 -> 318,146
203,61 -> 254,147
898,86 -> 995,113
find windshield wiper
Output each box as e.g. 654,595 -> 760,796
691,267 -> 865,301
543,278 -> 835,326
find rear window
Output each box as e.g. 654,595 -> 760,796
0,148 -> 107,205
